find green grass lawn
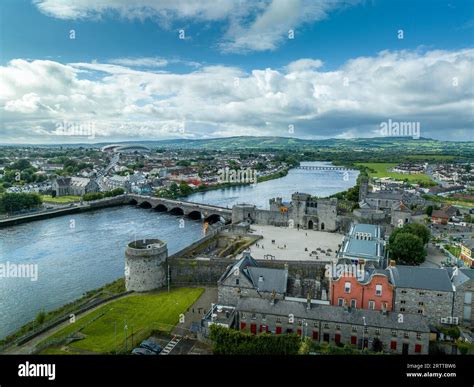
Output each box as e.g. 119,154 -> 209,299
355,162 -> 432,183
41,195 -> 82,204
38,287 -> 204,354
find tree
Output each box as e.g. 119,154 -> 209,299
425,205 -> 434,217
372,338 -> 383,352
389,233 -> 426,265
389,223 -> 430,245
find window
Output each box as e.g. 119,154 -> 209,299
336,324 -> 341,330
262,315 -> 266,322
400,300 -> 406,304
344,282 -> 351,294
276,317 -> 281,323
313,322 -> 318,327
418,302 -> 424,306
401,290 -> 407,294
404,332 -> 409,339
235,279 -> 239,285
352,326 -> 357,333
338,298 -> 344,306
368,300 -> 375,310
298,320 -> 302,326
364,327 -> 368,334
375,284 -> 382,296
351,299 -> 357,309
375,328 -> 380,335
437,293 -> 443,297
241,313 -> 246,319
417,309 -> 423,314
400,307 -> 405,312
416,333 -> 422,340
391,330 -> 397,337
324,323 -> 330,329
252,313 -> 256,320
419,292 -> 425,296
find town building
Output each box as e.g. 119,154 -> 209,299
451,268 -> 474,328
337,223 -> 386,267
388,266 -> 454,326
51,177 -> 99,197
235,297 -> 429,354
217,251 -> 288,306
330,268 -> 394,312
431,206 -> 458,225
459,239 -> 474,268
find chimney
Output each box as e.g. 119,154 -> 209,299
270,289 -> 276,305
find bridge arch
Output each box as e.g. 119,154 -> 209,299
154,204 -> 168,212
204,213 -> 224,224
187,210 -> 202,220
139,201 -> 152,209
129,199 -> 138,205
169,207 -> 185,216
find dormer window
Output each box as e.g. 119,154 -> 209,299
375,284 -> 382,296
344,282 -> 351,293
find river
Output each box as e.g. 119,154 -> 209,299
0,161 -> 358,339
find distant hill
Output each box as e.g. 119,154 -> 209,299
4,136 -> 473,158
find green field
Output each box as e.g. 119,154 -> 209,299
355,163 -> 432,183
41,195 -> 82,203
38,287 -> 204,354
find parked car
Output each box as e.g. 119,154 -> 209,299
131,347 -> 156,355
139,339 -> 162,354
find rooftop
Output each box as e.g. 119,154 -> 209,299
388,266 -> 453,292
236,298 -> 429,332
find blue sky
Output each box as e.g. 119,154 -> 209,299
0,0 -> 473,143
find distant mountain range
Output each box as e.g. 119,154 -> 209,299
3,136 -> 474,156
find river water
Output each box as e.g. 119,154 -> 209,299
0,162 -> 358,339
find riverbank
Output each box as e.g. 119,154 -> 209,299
0,278 -> 126,350
0,195 -> 127,227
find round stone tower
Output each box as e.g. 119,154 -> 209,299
125,239 -> 168,292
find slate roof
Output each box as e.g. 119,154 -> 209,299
388,266 -> 453,292
451,268 -> 474,288
219,252 -> 287,294
247,266 -> 288,294
236,298 -> 430,332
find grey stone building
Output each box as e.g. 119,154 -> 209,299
51,176 -> 99,197
235,297 -> 430,354
388,266 -> 454,326
217,251 -> 288,306
452,268 -> 474,328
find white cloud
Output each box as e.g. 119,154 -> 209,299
108,57 -> 169,68
1,48 -> 473,143
33,0 -> 360,53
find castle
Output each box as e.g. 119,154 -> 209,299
232,192 -> 339,231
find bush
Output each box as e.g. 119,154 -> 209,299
209,325 -> 300,355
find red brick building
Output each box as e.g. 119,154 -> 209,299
330,269 -> 394,311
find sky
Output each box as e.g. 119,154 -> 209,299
0,0 -> 473,144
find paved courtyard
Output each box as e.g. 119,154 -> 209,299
240,224 -> 344,262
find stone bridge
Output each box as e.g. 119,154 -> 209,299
296,165 -> 357,171
126,194 -> 233,223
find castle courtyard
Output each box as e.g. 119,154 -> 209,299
242,224 -> 344,262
